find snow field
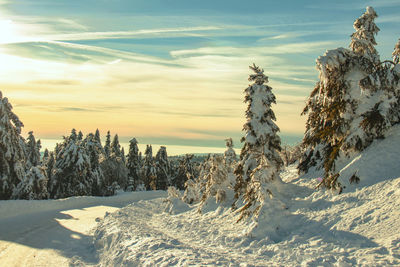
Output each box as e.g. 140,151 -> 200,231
93,127 -> 400,266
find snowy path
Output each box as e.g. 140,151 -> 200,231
0,191 -> 166,267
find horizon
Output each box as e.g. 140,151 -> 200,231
1,0 -> 399,154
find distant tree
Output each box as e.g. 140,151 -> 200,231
26,131 -> 41,168
155,146 -> 170,190
126,138 -> 142,190
42,148 -> 49,162
111,134 -> 122,157
0,91 -> 27,200
233,64 -> 283,221
83,133 -> 106,196
104,130 -> 111,158
121,147 -> 126,164
224,138 -> 236,168
141,145 -> 157,190
172,154 -> 195,190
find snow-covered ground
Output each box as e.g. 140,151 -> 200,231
93,127 -> 400,266
1,127 -> 400,266
0,191 -> 166,267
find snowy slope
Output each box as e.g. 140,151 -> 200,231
93,127 -> 400,266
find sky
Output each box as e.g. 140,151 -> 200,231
0,0 -> 399,155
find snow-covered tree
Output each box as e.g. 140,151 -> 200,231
25,131 -> 41,168
126,138 -> 142,190
12,166 -> 49,200
299,7 -> 400,191
104,130 -> 111,158
49,129 -> 93,198
42,148 -> 49,162
350,6 -> 380,63
83,133 -> 106,196
0,91 -> 27,200
43,150 -> 55,185
233,64 -> 283,221
121,147 -> 126,164
171,154 -> 195,190
111,134 -> 122,157
198,155 -> 233,211
155,146 -> 170,190
99,131 -> 129,191
224,138 -> 236,168
141,145 -> 157,190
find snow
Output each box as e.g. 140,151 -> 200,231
92,126 -> 400,266
0,190 -> 166,267
1,126 -> 400,266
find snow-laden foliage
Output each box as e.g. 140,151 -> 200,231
141,145 -> 157,190
12,166 -> 49,200
171,154 -> 195,190
111,134 -> 122,158
155,146 -> 170,190
126,138 -> 142,190
198,155 -> 235,212
0,91 -> 27,199
233,64 -> 283,221
104,130 -> 111,158
25,131 -> 41,169
299,7 -> 400,190
49,129 -> 93,198
350,6 -> 380,63
82,133 -> 105,196
224,138 -> 236,168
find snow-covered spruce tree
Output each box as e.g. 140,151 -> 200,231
82,133 -> 106,196
224,138 -> 237,168
350,6 -> 380,64
42,148 -> 49,162
111,134 -> 122,158
299,7 -> 400,190
25,131 -> 41,169
104,130 -> 111,158
198,155 -> 235,212
0,91 -> 27,200
141,145 -> 157,190
233,64 -> 283,221
126,138 -> 142,190
171,154 -> 195,190
43,150 -> 55,184
12,166 -> 49,200
121,147 -> 126,164
49,129 -> 93,198
155,146 -> 170,190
